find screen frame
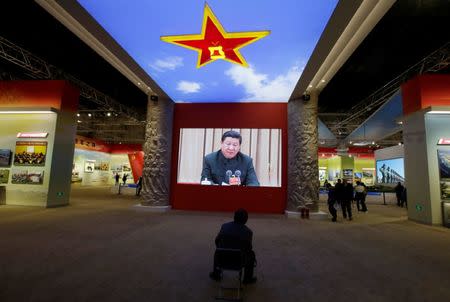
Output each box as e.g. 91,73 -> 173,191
171,103 -> 287,213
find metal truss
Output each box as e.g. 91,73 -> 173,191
0,35 -> 145,123
325,41 -> 450,139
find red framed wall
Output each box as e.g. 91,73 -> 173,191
402,74 -> 450,115
170,103 -> 288,213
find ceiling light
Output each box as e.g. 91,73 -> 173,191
427,111 -> 450,114
77,120 -> 82,123
321,79 -> 325,83
107,112 -> 111,117
77,113 -> 80,117
349,141 -> 353,144
88,113 -> 92,117
137,82 -> 141,85
0,110 -> 56,114
398,142 -> 402,145
372,141 -> 375,145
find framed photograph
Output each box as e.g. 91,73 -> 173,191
0,149 -> 12,167
27,171 -> 44,184
0,169 -> 9,183
11,169 -> 44,185
84,160 -> 95,173
110,164 -> 123,172
437,149 -> 450,179
11,169 -> 29,184
442,202 -> 450,227
14,141 -> 47,166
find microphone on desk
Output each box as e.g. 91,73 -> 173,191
235,170 -> 241,185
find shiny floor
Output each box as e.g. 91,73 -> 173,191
1,186 -> 449,302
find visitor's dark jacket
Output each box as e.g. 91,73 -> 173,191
201,150 -> 259,186
215,221 -> 253,252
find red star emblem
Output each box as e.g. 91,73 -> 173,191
161,4 -> 270,68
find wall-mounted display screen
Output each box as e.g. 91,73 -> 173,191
376,158 -> 405,184
0,149 -> 12,167
177,128 -> 282,187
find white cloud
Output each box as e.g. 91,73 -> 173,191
177,81 -> 202,94
225,63 -> 304,101
150,56 -> 183,72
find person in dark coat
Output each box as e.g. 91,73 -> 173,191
400,187 -> 407,208
326,183 -> 337,222
210,209 -> 257,284
342,179 -> 354,220
201,131 -> 259,186
395,182 -> 405,207
136,176 -> 143,196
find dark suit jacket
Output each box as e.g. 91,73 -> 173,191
201,150 -> 260,186
215,221 -> 253,252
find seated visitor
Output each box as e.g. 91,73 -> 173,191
209,208 -> 257,284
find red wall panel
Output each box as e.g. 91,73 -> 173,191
0,80 -> 79,112
402,74 -> 450,115
171,103 -> 287,213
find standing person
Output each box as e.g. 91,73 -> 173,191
210,209 -> 257,284
400,186 -> 407,208
200,130 -> 259,186
122,173 -> 128,185
326,183 -> 337,222
115,173 -> 120,186
354,181 -> 367,212
334,179 -> 345,217
136,176 -> 143,196
395,182 -> 405,207
342,179 -> 353,220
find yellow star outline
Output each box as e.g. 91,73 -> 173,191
161,3 -> 270,68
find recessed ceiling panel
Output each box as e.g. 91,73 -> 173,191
77,0 -> 338,102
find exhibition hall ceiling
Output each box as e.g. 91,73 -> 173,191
76,0 -> 338,103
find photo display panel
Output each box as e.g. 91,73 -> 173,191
177,128 -> 282,187
376,158 -> 405,185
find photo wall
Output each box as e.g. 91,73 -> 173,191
0,113 -> 56,206
72,149 -> 134,186
318,155 -> 375,186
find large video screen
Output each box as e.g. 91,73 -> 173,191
177,128 -> 282,187
376,158 -> 405,185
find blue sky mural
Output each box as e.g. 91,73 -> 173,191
78,0 -> 338,102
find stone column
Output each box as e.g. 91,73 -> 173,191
287,90 -> 319,212
141,96 -> 174,206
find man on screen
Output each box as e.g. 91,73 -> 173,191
200,130 -> 260,186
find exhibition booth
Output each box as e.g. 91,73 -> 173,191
0,81 -> 79,207
401,74 -> 450,227
72,135 -> 143,187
